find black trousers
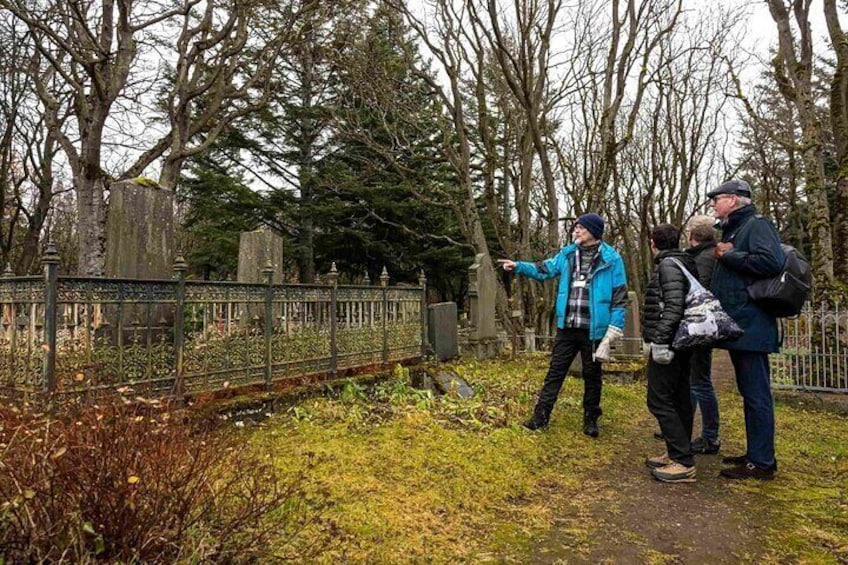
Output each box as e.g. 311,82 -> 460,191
534,328 -> 602,420
647,349 -> 694,466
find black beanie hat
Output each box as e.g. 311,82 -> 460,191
576,213 -> 604,240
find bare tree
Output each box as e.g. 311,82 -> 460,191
0,14 -> 66,274
0,0 -> 303,275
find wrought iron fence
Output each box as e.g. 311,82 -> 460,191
0,247 -> 427,402
771,303 -> 848,393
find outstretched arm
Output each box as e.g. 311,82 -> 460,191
498,259 -> 516,272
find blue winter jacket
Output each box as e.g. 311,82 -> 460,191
514,242 -> 628,340
711,205 -> 785,353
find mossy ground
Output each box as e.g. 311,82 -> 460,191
242,352 -> 848,563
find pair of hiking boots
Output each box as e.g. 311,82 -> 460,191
645,453 -> 696,483
523,411 -> 600,438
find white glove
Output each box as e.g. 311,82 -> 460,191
642,341 -> 651,358
594,326 -> 623,362
651,343 -> 675,365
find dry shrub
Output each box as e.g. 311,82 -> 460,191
0,402 -> 332,563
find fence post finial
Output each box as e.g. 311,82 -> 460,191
42,240 -> 60,267
173,252 -> 188,275
380,266 -> 389,288
262,259 -> 274,285
327,261 -> 339,287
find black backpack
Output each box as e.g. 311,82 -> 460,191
735,215 -> 812,317
746,243 -> 811,317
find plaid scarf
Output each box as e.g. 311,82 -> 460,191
564,243 -> 600,330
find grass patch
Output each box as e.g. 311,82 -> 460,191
247,355 -> 643,562
717,391 -> 848,563
233,354 -> 847,563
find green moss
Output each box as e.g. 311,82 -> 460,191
235,355 -> 848,563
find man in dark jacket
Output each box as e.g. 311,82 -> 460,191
708,179 -> 785,480
499,213 -> 627,437
684,215 -> 721,455
643,224 -> 700,483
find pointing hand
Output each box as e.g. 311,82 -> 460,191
497,259 -> 516,272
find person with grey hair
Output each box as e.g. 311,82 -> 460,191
708,179 -> 785,480
684,214 -> 721,455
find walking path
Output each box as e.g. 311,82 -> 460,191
531,352 -> 771,563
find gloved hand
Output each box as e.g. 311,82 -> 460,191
642,341 -> 652,358
594,325 -> 624,362
651,343 -> 675,365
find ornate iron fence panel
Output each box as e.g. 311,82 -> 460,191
53,277 -> 179,398
269,284 -> 334,381
181,281 -> 269,394
386,287 -> 425,362
0,256 -> 427,403
771,303 -> 848,393
0,277 -> 45,396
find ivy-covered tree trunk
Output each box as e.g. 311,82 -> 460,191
825,0 -> 848,289
767,0 -> 835,299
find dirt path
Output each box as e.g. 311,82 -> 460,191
530,351 -> 774,564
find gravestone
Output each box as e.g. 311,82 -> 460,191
236,229 -> 284,328
105,179 -> 174,279
467,253 -> 499,360
432,370 -> 475,399
620,291 -> 642,356
428,302 -> 458,361
103,179 -> 175,342
237,229 -> 284,283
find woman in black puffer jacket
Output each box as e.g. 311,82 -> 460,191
642,224 -> 699,484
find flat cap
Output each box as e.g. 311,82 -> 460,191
707,179 -> 751,199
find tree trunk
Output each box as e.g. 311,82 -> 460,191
767,0 -> 835,297
75,175 -> 108,276
825,0 -> 848,286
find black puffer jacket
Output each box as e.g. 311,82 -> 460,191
642,249 -> 698,346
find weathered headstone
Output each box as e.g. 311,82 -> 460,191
237,229 -> 284,283
467,253 -> 500,360
432,370 -> 475,399
618,291 -> 642,356
428,302 -> 458,361
103,179 -> 175,343
236,229 -> 284,328
105,179 -> 174,279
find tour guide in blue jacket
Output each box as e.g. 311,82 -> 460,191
499,213 -> 627,437
708,179 -> 784,481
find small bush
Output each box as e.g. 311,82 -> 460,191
0,401 -> 331,563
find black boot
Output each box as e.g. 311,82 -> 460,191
523,407 -> 549,431
583,411 -> 599,438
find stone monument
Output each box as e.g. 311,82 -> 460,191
237,229 -> 284,284
428,302 -> 458,361
105,179 -> 174,279
466,253 -> 499,360
236,229 -> 284,328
